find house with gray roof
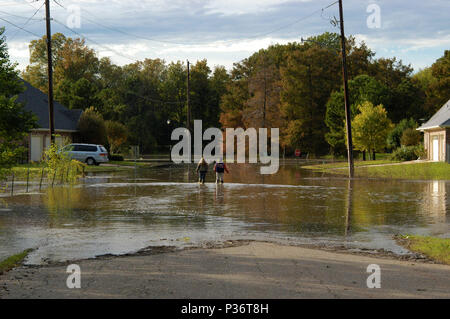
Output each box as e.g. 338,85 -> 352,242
16,80 -> 83,162
417,99 -> 450,163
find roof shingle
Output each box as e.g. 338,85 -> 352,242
418,99 -> 450,130
16,80 -> 82,132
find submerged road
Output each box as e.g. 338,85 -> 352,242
1,242 -> 449,299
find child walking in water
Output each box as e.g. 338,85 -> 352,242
196,157 -> 209,184
214,159 -> 229,184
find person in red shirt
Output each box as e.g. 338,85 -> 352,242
213,159 -> 229,184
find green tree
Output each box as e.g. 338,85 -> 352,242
0,27 -> 37,172
280,43 -> 341,155
351,102 -> 393,159
77,106 -> 107,145
386,118 -> 418,150
22,33 -> 67,93
416,51 -> 450,116
325,75 -> 389,155
430,50 -> 450,109
400,128 -> 422,146
105,120 -> 128,154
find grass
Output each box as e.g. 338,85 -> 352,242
0,249 -> 33,275
303,160 -> 400,171
359,162 -> 450,180
396,235 -> 450,265
304,161 -> 450,180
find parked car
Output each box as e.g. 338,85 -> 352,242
61,144 -> 109,166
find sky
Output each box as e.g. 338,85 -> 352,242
1,0 -> 449,72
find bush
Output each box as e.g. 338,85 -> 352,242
387,118 -> 418,150
109,154 -> 124,161
391,145 -> 425,161
401,128 -> 422,146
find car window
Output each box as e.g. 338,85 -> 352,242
100,146 -> 107,152
73,145 -> 82,152
62,145 -> 74,152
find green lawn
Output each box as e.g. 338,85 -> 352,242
358,162 -> 450,180
304,161 -> 450,180
0,249 -> 33,274
303,160 -> 400,171
397,235 -> 450,265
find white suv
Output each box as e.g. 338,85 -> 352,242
62,144 -> 109,166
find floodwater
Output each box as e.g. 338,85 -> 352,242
0,164 -> 448,264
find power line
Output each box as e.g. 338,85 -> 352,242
8,0 -> 45,41
52,18 -> 140,63
0,16 -> 41,38
0,10 -> 43,20
52,0 -> 339,46
246,1 -> 339,39
127,91 -> 184,105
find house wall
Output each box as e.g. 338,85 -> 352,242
28,131 -> 74,162
447,128 -> 450,163
424,129 -> 447,162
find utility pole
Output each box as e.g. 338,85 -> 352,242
262,60 -> 267,128
45,0 -> 55,143
186,60 -> 191,133
338,0 -> 354,178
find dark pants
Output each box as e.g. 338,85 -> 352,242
199,171 -> 207,183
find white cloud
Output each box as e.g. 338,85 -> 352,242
3,0 -> 449,72
203,0 -> 311,16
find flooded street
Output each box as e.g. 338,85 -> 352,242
0,164 -> 449,264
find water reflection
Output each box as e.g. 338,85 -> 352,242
422,180 -> 448,227
345,179 -> 353,238
0,164 -> 448,264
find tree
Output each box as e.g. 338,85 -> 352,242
414,51 -> 450,116
0,27 -> 37,172
105,121 -> 128,154
209,66 -> 230,128
280,42 -> 341,155
386,118 -> 418,150
23,33 -> 101,110
325,75 -> 389,155
430,50 -> 450,109
77,107 -> 107,145
351,102 -> 393,159
400,128 -> 422,146
22,33 -> 67,93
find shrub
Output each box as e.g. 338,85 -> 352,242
105,121 -> 128,154
391,145 -> 425,161
387,118 -> 418,149
401,128 -> 422,146
109,154 -> 124,161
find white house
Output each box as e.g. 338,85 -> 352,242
417,99 -> 450,163
16,80 -> 83,162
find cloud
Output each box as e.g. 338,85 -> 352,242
2,0 -> 449,72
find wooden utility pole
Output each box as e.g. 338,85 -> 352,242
186,60 -> 191,133
45,0 -> 55,143
338,0 -> 354,178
